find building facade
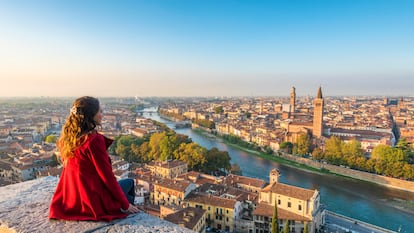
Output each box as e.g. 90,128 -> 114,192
313,86 -> 324,138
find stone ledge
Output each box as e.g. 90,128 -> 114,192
0,176 -> 194,233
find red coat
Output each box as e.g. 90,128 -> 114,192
49,132 -> 129,221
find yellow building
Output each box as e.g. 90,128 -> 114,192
253,169 -> 324,233
185,193 -> 243,233
145,160 -> 188,179
152,178 -> 196,207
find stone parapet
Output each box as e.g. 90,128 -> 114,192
0,176 -> 194,233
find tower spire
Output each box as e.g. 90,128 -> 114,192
316,86 -> 323,99
313,86 -> 324,137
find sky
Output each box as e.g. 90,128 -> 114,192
0,0 -> 413,97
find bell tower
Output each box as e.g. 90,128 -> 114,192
269,169 -> 280,183
290,86 -> 296,113
313,86 -> 324,138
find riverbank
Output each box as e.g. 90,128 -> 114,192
193,130 -> 414,216
149,112 -> 414,230
198,129 -> 414,190
193,129 -> 329,174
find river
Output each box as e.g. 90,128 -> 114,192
142,110 -> 414,232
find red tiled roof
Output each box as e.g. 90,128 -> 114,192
261,182 -> 316,201
253,202 -> 311,221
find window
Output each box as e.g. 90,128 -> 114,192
278,199 -> 281,205
288,202 -> 291,208
298,205 -> 302,211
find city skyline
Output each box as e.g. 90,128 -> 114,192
1,0 -> 413,98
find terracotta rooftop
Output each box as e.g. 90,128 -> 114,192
224,174 -> 266,188
155,178 -> 192,192
253,202 -> 311,221
262,182 -> 316,201
164,207 -> 206,230
185,193 -> 236,209
147,160 -> 187,169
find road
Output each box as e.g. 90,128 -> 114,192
325,211 -> 396,233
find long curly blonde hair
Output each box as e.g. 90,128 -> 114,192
58,96 -> 100,165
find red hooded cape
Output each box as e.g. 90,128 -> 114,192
49,132 -> 129,221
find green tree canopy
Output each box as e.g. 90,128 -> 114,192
271,200 -> 279,233
296,133 -> 311,156
280,141 -> 293,154
173,142 -> 207,170
283,220 -> 289,233
372,144 -> 408,163
213,106 -> 224,114
45,135 -> 57,143
324,136 -> 344,165
202,147 -> 231,173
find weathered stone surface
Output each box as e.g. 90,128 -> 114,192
0,176 -> 193,233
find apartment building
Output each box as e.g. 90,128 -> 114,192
146,160 -> 188,179
253,169 -> 324,233
152,178 -> 196,207
185,192 -> 243,233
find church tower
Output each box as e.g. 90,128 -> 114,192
290,86 -> 296,113
269,168 -> 280,183
313,86 -> 324,138
259,97 -> 263,115
399,97 -> 405,110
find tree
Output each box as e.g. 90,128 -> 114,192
173,142 -> 207,170
280,142 -> 293,154
202,147 -> 231,173
402,163 -> 414,180
113,135 -> 146,162
324,136 -> 343,165
283,220 -> 290,233
271,200 -> 279,233
213,106 -> 224,114
372,144 -> 408,163
395,137 -> 411,155
342,139 -> 364,158
312,147 -> 324,160
49,153 -> 60,166
159,133 -> 177,161
245,112 -> 252,118
296,133 -> 310,156
45,134 -> 57,143
148,132 -> 166,160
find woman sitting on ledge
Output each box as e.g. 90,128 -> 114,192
49,96 -> 139,222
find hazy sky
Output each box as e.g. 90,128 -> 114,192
1,0 -> 413,97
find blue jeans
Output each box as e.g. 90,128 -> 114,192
118,178 -> 135,204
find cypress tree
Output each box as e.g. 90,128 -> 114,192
271,199 -> 279,233
284,219 -> 290,233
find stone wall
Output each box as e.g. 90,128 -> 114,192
279,153 -> 414,192
0,176 -> 194,233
